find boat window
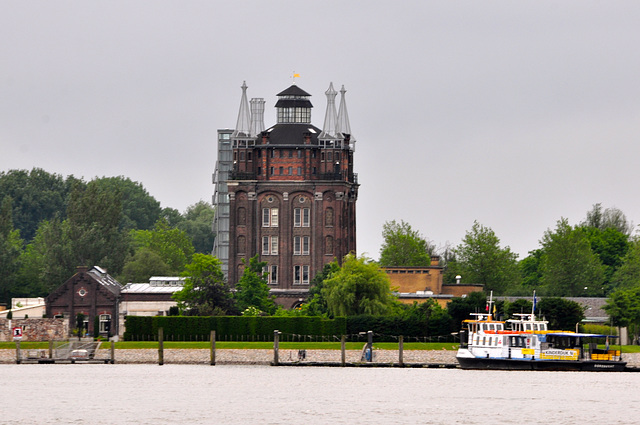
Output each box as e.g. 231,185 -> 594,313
496,324 -> 503,331
525,324 -> 532,331
482,337 -> 486,346
475,336 -> 480,345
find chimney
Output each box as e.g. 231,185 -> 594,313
430,255 -> 440,266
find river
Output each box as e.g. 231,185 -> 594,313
3,364 -> 640,424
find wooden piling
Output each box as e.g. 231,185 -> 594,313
210,330 -> 216,366
341,335 -> 346,367
273,330 -> 280,365
399,336 -> 404,367
49,340 -> 53,359
16,340 -> 21,364
110,340 -> 115,364
158,327 -> 164,366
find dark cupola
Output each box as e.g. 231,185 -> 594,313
275,85 -> 313,124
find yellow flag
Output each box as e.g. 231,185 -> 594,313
293,73 -> 300,78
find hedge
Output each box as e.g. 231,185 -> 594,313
123,316 -> 347,341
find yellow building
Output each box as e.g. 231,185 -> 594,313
384,256 -> 483,307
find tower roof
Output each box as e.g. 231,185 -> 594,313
336,85 -> 352,137
319,82 -> 338,139
276,85 -> 311,97
232,81 -> 251,138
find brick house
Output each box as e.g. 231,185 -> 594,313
45,266 -> 121,337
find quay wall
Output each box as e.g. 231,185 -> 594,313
1,349 -> 640,366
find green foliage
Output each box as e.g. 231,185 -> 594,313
65,180 -> 130,275
519,249 -> 543,289
92,176 -> 161,231
235,255 -> 276,315
504,298 -> 533,319
446,291 -> 487,329
582,203 -> 634,236
299,261 -> 340,316
379,220 -> 434,267
581,226 -> 630,293
123,315 -> 347,341
604,287 -> 640,342
609,237 -> 640,291
454,221 -> 520,295
130,219 -> 195,274
0,197 -> 23,304
537,297 -> 585,330
173,253 -> 236,316
177,201 -> 216,254
540,218 -> 604,296
120,248 -> 172,283
0,168 -> 78,242
322,254 -> 400,316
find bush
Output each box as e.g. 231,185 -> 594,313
123,316 -> 347,341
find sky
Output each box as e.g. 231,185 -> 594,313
2,1 -> 639,261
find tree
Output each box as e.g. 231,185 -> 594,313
379,220 -> 434,267
66,180 -> 129,275
0,168 -> 79,242
446,291 -> 487,329
120,248 -> 172,283
537,297 -> 584,330
519,249 -> 543,289
235,255 -> 276,315
0,197 -> 23,304
299,261 -> 341,316
321,254 -> 400,316
504,298 -> 533,319
540,218 -> 604,296
610,237 -> 640,290
92,176 -> 161,231
604,287 -> 640,342
581,226 -> 630,293
583,203 -> 634,235
129,219 -> 195,274
454,221 -> 520,295
173,253 -> 236,315
177,201 -> 216,254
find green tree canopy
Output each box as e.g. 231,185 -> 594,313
322,254 -> 400,316
173,253 -> 236,315
129,219 -> 195,274
0,168 -> 79,242
177,201 -> 216,254
609,237 -> 640,291
92,176 -> 161,231
540,218 -> 604,297
446,291 -> 487,329
0,197 -> 24,304
234,255 -> 276,315
537,297 -> 584,330
299,261 -> 341,316
454,221 -> 520,295
582,203 -> 634,235
379,220 -> 434,267
120,248 -> 172,283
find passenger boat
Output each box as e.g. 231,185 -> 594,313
456,296 -> 626,371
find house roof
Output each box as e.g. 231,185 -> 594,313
262,123 -> 321,145
88,266 -> 122,296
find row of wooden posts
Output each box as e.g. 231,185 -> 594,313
159,329 -> 407,366
15,328 -> 408,366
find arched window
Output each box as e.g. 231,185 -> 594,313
237,236 -> 246,254
325,236 -> 334,255
237,207 -> 246,225
325,208 -> 334,227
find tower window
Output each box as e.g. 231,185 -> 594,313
294,265 -> 310,284
262,208 -> 279,227
279,167 -> 283,175
288,167 -> 292,175
294,208 -> 310,227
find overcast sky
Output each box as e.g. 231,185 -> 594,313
2,1 -> 639,261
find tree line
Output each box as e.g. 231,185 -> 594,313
0,168 -> 214,305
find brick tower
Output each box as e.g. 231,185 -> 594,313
214,81 -> 358,307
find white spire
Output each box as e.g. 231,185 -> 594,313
249,98 -> 265,137
320,82 -> 338,139
336,84 -> 352,137
232,81 -> 251,138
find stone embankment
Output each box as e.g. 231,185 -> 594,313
2,348 -> 640,366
